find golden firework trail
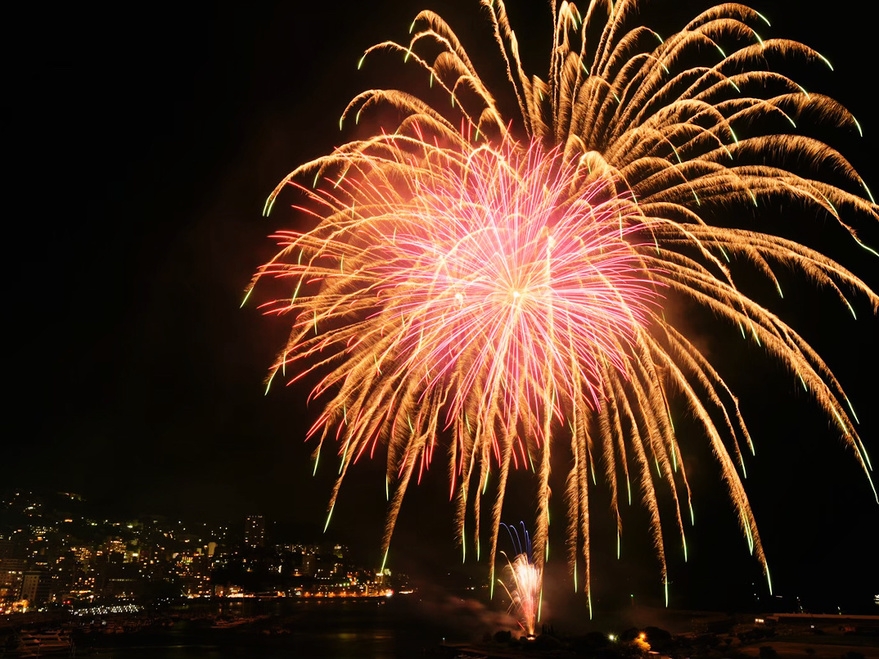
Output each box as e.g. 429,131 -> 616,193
247,1 -> 878,615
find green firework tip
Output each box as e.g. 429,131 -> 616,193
357,53 -> 367,70
796,83 -> 810,98
833,409 -> 846,432
313,447 -> 321,476
240,286 -> 254,309
853,115 -> 864,137
262,196 -> 274,217
743,514 -> 754,553
765,565 -> 773,594
753,30 -> 764,47
845,397 -> 860,425
324,504 -> 334,532
408,18 -> 417,33
264,369 -> 277,396
355,110 -> 362,125
338,115 -> 344,130
799,373 -> 808,392
339,444 -> 347,475
730,80 -> 741,93
689,502 -> 695,525
860,179 -> 876,204
853,235 -> 879,258
664,581 -> 669,607
857,437 -> 874,471
775,280 -> 783,298
381,548 -> 389,572
617,533 -> 621,559
403,48 -> 412,63
818,52 -> 833,71
683,536 -> 688,562
716,45 -> 726,59
385,476 -> 389,501
755,10 -> 770,26
750,325 -> 761,346
845,300 -> 856,320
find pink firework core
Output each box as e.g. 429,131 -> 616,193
259,139 -> 661,471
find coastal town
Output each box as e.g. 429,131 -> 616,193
0,490 -> 401,613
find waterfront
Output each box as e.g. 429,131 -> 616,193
5,595 -> 879,659
12,595 -> 507,658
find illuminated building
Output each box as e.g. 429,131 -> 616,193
244,515 -> 265,549
0,558 -> 27,605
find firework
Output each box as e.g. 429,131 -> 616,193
499,523 -> 542,636
247,1 -> 878,614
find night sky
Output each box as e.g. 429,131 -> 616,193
8,1 -> 878,611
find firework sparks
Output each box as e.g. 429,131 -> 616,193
499,523 -> 542,636
247,0 -> 878,615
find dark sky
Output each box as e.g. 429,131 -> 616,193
7,1 -> 878,611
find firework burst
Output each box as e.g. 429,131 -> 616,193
247,0 -> 878,614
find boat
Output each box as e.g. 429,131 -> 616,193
6,630 -> 74,656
